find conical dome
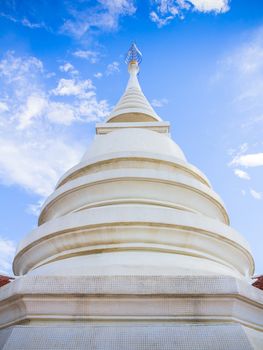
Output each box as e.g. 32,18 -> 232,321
106,61 -> 161,123
2,44 -> 262,350
13,46 -> 253,280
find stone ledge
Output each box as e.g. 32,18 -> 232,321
1,275 -> 262,301
96,121 -> 170,135
0,275 -> 262,336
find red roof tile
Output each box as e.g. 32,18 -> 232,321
252,275 -> 263,290
0,275 -> 13,287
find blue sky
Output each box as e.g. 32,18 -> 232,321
0,0 -> 263,276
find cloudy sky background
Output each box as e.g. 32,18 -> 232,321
0,0 -> 263,275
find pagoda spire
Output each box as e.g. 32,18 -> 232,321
106,43 -> 161,123
125,42 -> 142,66
125,43 -> 142,91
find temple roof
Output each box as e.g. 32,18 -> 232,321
252,275 -> 263,290
0,275 -> 13,287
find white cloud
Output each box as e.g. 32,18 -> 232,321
0,134 -> 84,197
150,11 -> 175,27
46,102 -> 75,125
17,94 -> 47,129
73,50 -> 100,64
52,78 -> 94,97
51,78 -> 110,122
234,169 -> 251,180
250,189 -> 262,200
190,0 -> 229,13
59,62 -> 78,75
216,27 -> 263,208
151,98 -> 168,107
45,72 -> 56,79
0,101 -> 9,112
150,0 -> 229,27
150,0 -> 183,27
239,143 -> 249,154
0,12 -> 47,31
27,199 -> 45,217
106,61 -> 120,76
61,0 -> 136,38
234,169 -> 250,180
94,72 -> 103,79
77,98 -> 110,122
231,153 -> 263,168
0,236 -> 16,276
0,51 -> 43,85
1,1 -> 136,38
0,51 -> 110,200
20,18 -> 47,29
241,115 -> 263,129
214,27 -> 263,122
226,38 -> 263,77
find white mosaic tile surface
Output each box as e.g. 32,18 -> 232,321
0,324 -> 253,350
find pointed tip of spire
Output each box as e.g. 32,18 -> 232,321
125,42 -> 142,66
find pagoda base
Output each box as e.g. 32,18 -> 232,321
1,324 -> 260,350
0,275 -> 262,349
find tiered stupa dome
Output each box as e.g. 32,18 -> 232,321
13,45 -> 253,280
1,43 -> 262,350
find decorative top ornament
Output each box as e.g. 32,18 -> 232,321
105,42 -> 161,122
125,43 -> 142,65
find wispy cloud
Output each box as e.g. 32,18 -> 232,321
26,199 -> 45,217
234,169 -> 250,180
106,61 -> 120,76
0,12 -> 48,30
21,18 -> 47,29
190,0 -> 229,13
0,51 -> 110,199
0,128 -> 84,197
73,50 -> 100,63
61,0 -> 136,38
94,72 -> 103,79
231,153 -> 263,168
0,236 -> 16,275
151,98 -> 168,107
228,143 -> 262,199
150,0 -> 229,27
59,62 -> 78,75
52,78 -> 94,97
1,0 -> 229,37
250,188 -> 262,200
0,101 -> 9,112
0,51 -> 110,128
214,26 -> 263,122
217,29 -> 263,203
1,1 -> 136,38
150,0 -> 186,27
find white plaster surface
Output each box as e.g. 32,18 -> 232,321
1,58 -> 262,349
13,206 -> 253,277
12,120 -> 254,279
0,324 -> 255,350
0,276 -> 262,348
81,128 -> 186,163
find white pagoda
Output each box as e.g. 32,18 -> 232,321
0,44 -> 262,349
